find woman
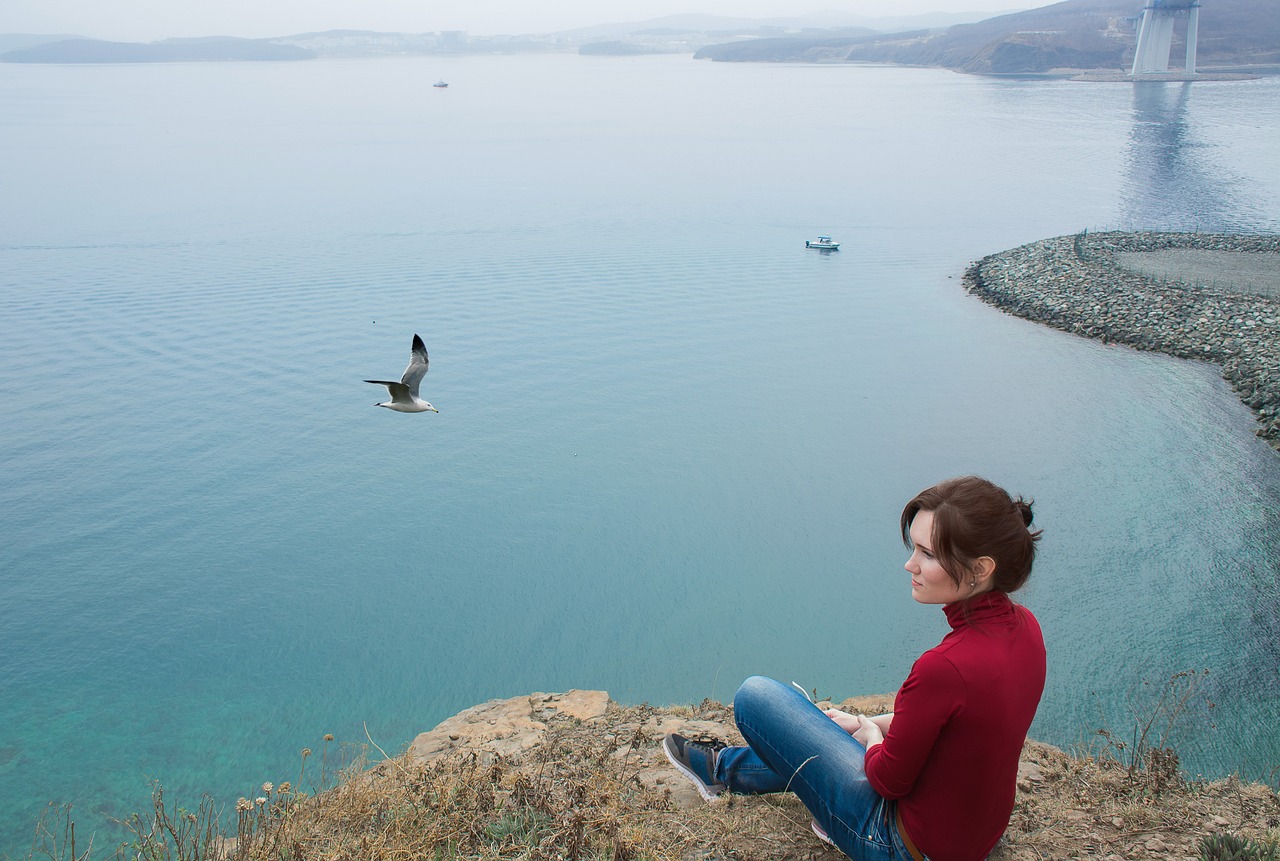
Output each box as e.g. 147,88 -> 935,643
663,476 -> 1046,861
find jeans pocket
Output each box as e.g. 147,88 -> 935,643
848,798 -> 894,851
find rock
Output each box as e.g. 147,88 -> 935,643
408,690 -> 742,811
408,689 -> 610,763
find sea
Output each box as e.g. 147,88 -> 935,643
1,52 -> 1278,856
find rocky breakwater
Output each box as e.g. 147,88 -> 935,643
963,231 -> 1280,452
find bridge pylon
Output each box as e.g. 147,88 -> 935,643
1131,0 -> 1200,76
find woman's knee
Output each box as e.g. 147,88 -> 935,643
733,675 -> 787,715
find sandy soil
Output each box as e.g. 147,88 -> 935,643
1114,249 -> 1280,299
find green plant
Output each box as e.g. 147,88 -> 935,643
1198,832 -> 1280,861
483,809 -> 553,847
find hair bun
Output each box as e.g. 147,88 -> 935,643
1014,498 -> 1034,527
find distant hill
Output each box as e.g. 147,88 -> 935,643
1,36 -> 314,63
694,0 -> 1280,74
576,23 -> 877,57
690,29 -> 888,63
0,33 -> 82,53
554,10 -> 1018,41
0,13 -> 1010,65
0,11 -> 1025,64
6,3 -> 1271,70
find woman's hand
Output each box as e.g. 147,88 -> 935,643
824,708 -> 861,734
852,715 -> 885,750
825,709 -> 885,750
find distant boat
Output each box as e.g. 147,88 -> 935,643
432,80 -> 449,88
805,235 -> 840,250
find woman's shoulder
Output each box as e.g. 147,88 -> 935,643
1012,601 -> 1045,638
902,645 -> 967,697
911,638 -> 967,678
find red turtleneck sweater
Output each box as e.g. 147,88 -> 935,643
863,592 -> 1046,861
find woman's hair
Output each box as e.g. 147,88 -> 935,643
900,475 -> 1041,592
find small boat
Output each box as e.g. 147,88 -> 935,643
432,80 -> 449,88
805,235 -> 840,250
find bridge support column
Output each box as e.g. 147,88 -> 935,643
1130,1 -> 1201,77
1184,3 -> 1199,74
1132,6 -> 1176,74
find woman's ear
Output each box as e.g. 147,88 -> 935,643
972,556 -> 996,588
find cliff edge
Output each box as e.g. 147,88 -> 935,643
331,689 -> 1277,861
201,689 -> 1280,860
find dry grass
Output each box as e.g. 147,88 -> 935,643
21,695 -> 1280,861
998,740 -> 1280,860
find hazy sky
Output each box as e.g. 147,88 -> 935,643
3,0 -> 1017,41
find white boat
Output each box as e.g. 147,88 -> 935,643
805,235 -> 840,250
432,80 -> 449,88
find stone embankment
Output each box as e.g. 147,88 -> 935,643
963,231 -> 1280,452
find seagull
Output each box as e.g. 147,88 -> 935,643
365,334 -> 438,413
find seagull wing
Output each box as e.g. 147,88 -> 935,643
400,334 -> 429,397
365,379 -> 415,405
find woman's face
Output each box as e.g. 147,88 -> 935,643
904,510 -> 969,605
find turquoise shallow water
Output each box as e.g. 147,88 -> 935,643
1,54 -> 1279,854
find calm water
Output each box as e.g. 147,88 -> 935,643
1,53 -> 1278,854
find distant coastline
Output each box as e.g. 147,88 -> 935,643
963,231 -> 1280,452
692,0 -> 1279,77
4,0 -> 1278,73
0,36 -> 315,63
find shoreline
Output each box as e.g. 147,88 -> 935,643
962,231 -> 1280,453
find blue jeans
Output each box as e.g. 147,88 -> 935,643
717,676 -> 920,861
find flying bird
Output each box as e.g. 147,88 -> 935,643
365,334 -> 438,413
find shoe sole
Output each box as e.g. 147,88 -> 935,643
811,819 -> 835,846
661,735 -> 724,802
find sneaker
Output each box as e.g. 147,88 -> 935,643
661,733 -> 727,801
811,819 -> 835,846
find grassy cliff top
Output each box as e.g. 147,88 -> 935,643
50,690 -> 1279,861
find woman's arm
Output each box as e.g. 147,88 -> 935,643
864,656 -> 962,798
